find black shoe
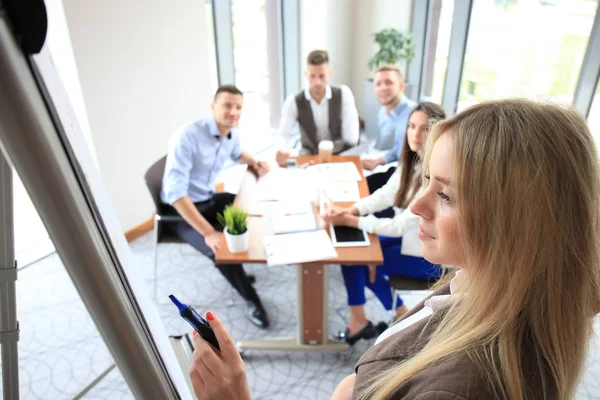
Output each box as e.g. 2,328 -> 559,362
374,321 -> 389,335
246,300 -> 269,329
335,321 -> 376,346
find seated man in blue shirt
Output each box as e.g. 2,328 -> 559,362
362,65 -> 417,195
161,85 -> 271,328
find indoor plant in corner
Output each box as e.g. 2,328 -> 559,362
363,28 -> 416,149
217,205 -> 249,253
368,28 -> 415,72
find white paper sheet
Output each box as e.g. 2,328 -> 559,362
323,181 -> 360,202
255,168 -> 317,201
245,200 -> 314,217
214,163 -> 248,194
306,162 -> 362,181
263,230 -> 338,266
270,201 -> 317,234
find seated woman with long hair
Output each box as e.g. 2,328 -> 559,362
187,99 -> 600,400
325,102 -> 446,345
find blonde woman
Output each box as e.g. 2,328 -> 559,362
188,99 -> 600,400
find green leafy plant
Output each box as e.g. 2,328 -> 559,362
217,205 -> 248,235
368,28 -> 415,71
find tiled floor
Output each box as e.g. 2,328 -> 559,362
6,232 -> 600,399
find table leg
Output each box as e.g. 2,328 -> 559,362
237,263 -> 348,352
299,262 -> 325,344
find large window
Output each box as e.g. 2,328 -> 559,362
231,0 -> 273,134
205,0 -> 219,95
422,0 -> 455,103
457,0 -> 598,111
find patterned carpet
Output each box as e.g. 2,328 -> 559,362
8,232 -> 600,399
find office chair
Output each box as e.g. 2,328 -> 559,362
389,276 -> 436,311
144,156 -> 236,307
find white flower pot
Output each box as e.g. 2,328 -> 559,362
224,228 -> 249,253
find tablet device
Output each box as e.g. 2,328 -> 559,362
329,224 -> 370,247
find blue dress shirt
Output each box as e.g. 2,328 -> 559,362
378,96 -> 417,163
161,117 -> 243,205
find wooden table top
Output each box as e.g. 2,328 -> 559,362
215,155 -> 384,266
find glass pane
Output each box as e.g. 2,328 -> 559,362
205,0 -> 219,95
231,0 -> 272,134
589,81 -> 600,147
422,0 -> 455,103
458,0 -> 598,111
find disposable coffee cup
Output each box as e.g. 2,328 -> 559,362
318,140 -> 334,163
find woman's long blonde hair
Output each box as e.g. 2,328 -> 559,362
360,99 -> 600,400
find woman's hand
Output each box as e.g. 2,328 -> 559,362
325,213 -> 351,226
326,205 -> 359,218
331,373 -> 356,400
325,212 -> 360,228
362,158 -> 385,171
189,312 -> 251,400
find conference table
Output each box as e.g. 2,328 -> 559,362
215,155 -> 384,352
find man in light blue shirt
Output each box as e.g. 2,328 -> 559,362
363,65 -> 417,170
376,96 -> 417,164
362,65 -> 417,195
161,85 -> 271,328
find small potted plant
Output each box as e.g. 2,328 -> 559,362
217,205 -> 249,253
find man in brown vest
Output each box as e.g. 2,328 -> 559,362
275,50 -> 359,165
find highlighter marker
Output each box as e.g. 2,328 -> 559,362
169,294 -> 221,353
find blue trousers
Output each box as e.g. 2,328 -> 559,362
341,236 -> 441,310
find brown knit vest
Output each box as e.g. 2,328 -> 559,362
294,86 -> 351,155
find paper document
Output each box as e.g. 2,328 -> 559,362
271,214 -> 317,234
244,201 -> 269,216
213,163 -> 248,194
270,201 -> 317,234
245,200 -> 312,217
307,162 -> 362,181
324,181 -> 360,202
255,168 -> 317,201
271,201 -> 313,215
264,230 -> 338,266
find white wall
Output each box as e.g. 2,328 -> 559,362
300,0 -> 412,115
326,0 -> 355,88
61,0 -> 213,230
350,0 -> 412,116
300,0 -> 354,88
300,0 -> 328,89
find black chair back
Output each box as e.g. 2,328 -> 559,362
145,156 -> 168,215
388,276 -> 434,291
144,155 -> 181,242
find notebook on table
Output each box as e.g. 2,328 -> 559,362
263,230 -> 338,266
269,201 -> 318,234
